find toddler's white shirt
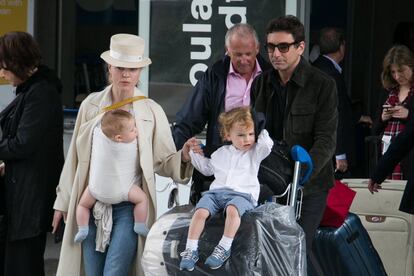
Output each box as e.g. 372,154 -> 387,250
190,129 -> 273,206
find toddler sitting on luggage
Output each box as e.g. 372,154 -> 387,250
74,109 -> 149,243
180,107 -> 273,271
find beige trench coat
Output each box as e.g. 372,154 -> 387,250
53,85 -> 193,276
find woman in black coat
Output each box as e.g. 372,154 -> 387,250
0,31 -> 64,276
369,116 -> 414,215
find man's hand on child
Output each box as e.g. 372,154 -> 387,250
192,142 -> 204,155
182,137 -> 203,162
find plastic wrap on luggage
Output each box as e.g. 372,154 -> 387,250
142,203 -> 306,276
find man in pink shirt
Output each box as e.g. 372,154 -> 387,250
225,51 -> 263,111
173,23 -> 270,150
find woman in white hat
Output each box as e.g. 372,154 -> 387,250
51,34 -> 195,276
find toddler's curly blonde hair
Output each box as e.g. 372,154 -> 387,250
218,107 -> 254,141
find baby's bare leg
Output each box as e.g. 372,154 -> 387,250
128,185 -> 148,222
128,185 -> 149,236
76,188 -> 97,226
74,188 -> 96,243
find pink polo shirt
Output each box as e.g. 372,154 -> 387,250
225,59 -> 262,112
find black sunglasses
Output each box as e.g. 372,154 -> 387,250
264,41 -> 298,53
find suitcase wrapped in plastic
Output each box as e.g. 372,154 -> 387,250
142,203 -> 306,276
311,212 -> 387,276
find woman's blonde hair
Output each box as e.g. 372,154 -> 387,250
381,45 -> 414,89
218,107 -> 254,141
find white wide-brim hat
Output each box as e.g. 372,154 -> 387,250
100,33 -> 152,68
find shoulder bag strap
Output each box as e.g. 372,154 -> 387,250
101,95 -> 147,113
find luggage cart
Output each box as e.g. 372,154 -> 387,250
272,145 -> 313,219
142,145 -> 313,276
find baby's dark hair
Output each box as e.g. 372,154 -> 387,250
101,109 -> 134,139
218,107 -> 254,141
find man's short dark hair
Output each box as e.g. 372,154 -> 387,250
318,27 -> 345,55
266,15 -> 305,43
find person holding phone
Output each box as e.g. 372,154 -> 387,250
373,45 -> 414,180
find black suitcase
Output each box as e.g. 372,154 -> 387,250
310,212 -> 387,276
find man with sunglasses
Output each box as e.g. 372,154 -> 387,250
251,15 -> 338,260
173,23 -> 271,202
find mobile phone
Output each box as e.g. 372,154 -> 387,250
382,104 -> 392,111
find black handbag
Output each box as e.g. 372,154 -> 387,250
258,140 -> 293,196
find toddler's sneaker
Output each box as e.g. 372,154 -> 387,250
205,245 -> 231,269
179,248 -> 199,271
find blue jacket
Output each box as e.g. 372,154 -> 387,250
172,54 -> 271,153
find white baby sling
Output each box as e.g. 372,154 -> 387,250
88,126 -> 141,204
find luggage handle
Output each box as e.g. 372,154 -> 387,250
290,145 -> 313,186
288,145 -> 313,213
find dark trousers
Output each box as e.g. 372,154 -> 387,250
297,190 -> 328,253
0,242 -> 4,276
3,232 -> 47,276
